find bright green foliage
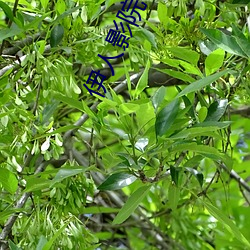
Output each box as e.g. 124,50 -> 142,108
0,0 -> 250,249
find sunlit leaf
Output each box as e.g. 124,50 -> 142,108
205,49 -> 225,75
0,168 -> 18,194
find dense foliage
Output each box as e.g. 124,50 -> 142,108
1,0 -> 250,249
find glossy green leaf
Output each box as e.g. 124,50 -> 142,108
112,185 -> 151,224
205,99 -> 228,122
200,28 -> 247,58
0,168 -> 18,194
98,172 -> 137,191
177,69 -> 231,98
205,49 -> 225,75
151,86 -> 166,111
203,201 -> 250,248
50,24 -> 64,47
155,99 -> 179,137
168,182 -> 180,210
185,167 -> 204,187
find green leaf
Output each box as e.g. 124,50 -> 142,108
0,1 -> 14,21
134,59 -> 150,98
151,86 -> 166,111
53,5 -> 83,24
41,100 -> 60,125
198,106 -> 208,122
168,47 -> 200,65
0,168 -> 18,194
185,167 -> 204,187
170,126 -> 220,139
80,206 -> 120,214
205,49 -> 225,75
53,92 -> 85,112
234,36 -> 250,58
0,25 -> 23,42
155,99 -> 179,137
170,166 -> 180,186
36,236 -> 48,250
42,223 -> 69,250
168,182 -> 180,210
0,209 -> 23,223
200,28 -> 247,58
170,143 -> 228,165
156,68 -> 195,83
50,24 -> 64,47
232,0 -> 250,4
98,172 -> 137,191
119,103 -> 140,115
40,0 -> 49,9
203,201 -> 250,248
112,185 -> 151,224
9,241 -> 22,250
51,166 -> 86,186
194,121 -> 231,129
205,99 -> 228,122
24,177 -> 51,192
158,2 -> 168,23
176,69 -> 231,98
134,28 -> 157,49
